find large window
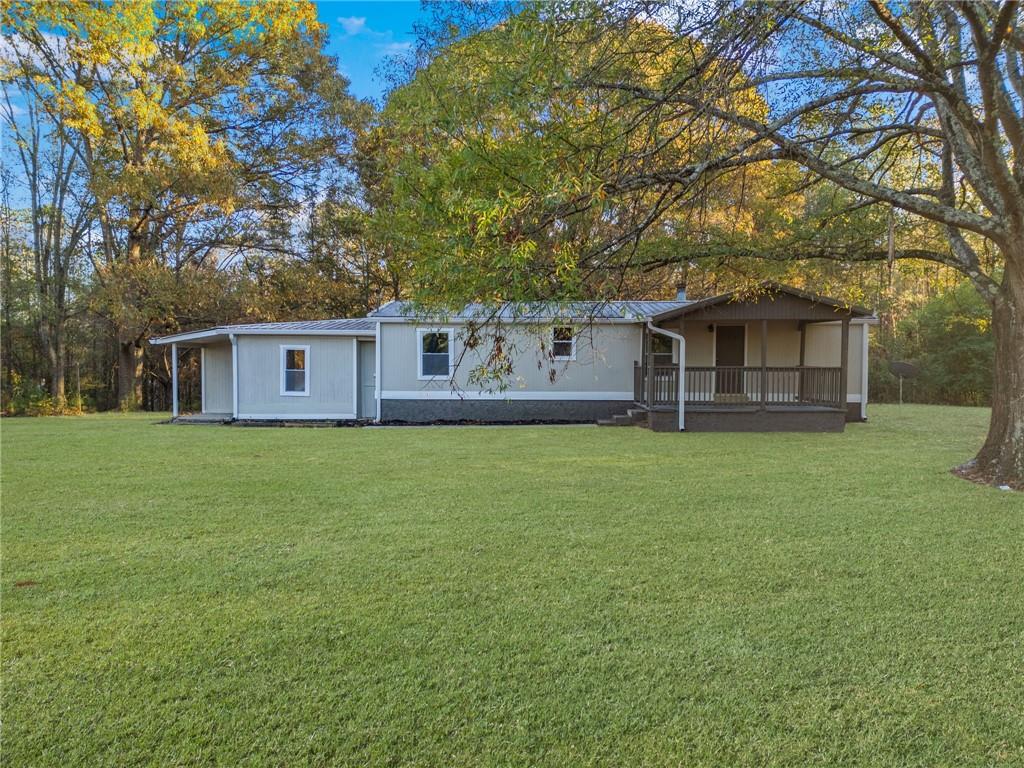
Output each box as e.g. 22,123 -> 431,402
280,345 -> 310,396
552,326 -> 576,361
418,329 -> 452,379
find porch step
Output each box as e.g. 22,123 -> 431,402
596,415 -> 634,427
597,409 -> 649,427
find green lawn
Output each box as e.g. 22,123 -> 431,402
2,406 -> 1022,766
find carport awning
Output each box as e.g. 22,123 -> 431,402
150,318 -> 377,345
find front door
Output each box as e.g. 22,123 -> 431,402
358,340 -> 376,419
715,325 -> 745,394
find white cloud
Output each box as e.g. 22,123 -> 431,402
337,16 -> 367,36
377,41 -> 412,57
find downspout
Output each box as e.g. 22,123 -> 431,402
647,322 -> 686,431
374,321 -> 382,422
861,321 -> 869,421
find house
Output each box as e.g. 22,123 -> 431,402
150,283 -> 876,432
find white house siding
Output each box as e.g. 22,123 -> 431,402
378,321 -> 642,421
804,321 -> 865,400
235,335 -> 356,419
678,319 -> 714,366
806,322 -> 868,421
202,342 -> 233,414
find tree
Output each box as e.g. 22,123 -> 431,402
400,1 -> 1024,485
874,282 -> 994,407
380,10 -> 778,309
1,78 -> 90,405
3,0 -> 363,407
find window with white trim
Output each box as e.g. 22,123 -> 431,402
552,326 -> 576,361
280,345 -> 310,396
418,330 -> 451,379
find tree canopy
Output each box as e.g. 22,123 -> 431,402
382,0 -> 1022,483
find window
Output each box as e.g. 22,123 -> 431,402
418,329 -> 452,379
552,326 -> 576,361
650,335 -> 673,355
280,345 -> 310,396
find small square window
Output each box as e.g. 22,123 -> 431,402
281,345 -> 309,395
419,330 -> 452,378
552,326 -> 575,360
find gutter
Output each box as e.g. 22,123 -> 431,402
646,322 -> 686,431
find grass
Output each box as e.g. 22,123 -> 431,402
2,405 -> 1022,767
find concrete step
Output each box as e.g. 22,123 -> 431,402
597,410 -> 648,427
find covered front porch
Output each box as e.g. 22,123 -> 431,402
631,285 -> 873,432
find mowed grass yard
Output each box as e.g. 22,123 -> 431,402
2,406 -> 1022,767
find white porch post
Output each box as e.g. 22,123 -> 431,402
677,337 -> 685,431
200,347 -> 206,414
230,333 -> 239,420
171,343 -> 179,419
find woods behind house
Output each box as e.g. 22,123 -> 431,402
0,2 -> 1010,479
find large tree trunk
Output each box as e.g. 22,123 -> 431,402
970,251 -> 1024,486
117,334 -> 143,410
116,231 -> 146,410
50,327 -> 65,405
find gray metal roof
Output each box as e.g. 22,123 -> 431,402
151,318 -> 376,345
369,300 -> 689,321
210,318 -> 376,333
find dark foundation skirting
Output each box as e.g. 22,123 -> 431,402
380,399 -> 631,423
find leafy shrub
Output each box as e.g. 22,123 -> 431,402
3,373 -> 85,416
872,283 -> 993,406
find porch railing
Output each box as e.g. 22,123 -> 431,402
633,363 -> 680,407
635,363 -> 844,409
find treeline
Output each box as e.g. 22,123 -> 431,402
870,282 -> 993,407
0,2 -> 994,415
1,2 -> 404,414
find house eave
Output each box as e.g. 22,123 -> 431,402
150,327 -> 377,345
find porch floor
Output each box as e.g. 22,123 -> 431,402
626,402 -> 848,432
173,413 -> 232,424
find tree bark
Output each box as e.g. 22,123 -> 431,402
970,248 -> 1024,485
49,324 -> 65,404
115,230 -> 146,409
117,334 -> 143,410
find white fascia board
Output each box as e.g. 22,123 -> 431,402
373,316 -> 643,325
151,328 -> 378,345
380,390 -> 633,401
237,329 -> 377,336
150,329 -> 225,345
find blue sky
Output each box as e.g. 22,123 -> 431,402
316,1 -> 428,103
